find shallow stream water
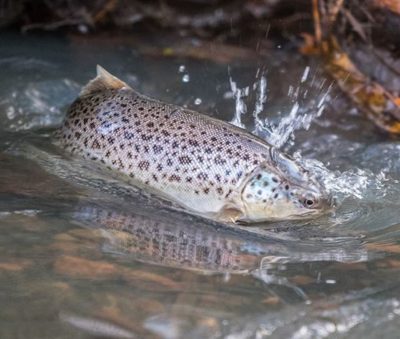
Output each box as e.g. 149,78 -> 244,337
1,31 -> 400,338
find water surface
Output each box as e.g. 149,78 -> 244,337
0,31 -> 400,338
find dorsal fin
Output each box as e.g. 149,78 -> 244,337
80,65 -> 132,97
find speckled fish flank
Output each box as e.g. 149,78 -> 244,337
56,66 -> 332,223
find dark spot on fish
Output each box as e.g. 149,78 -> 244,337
124,131 -> 134,140
138,161 -> 150,171
178,156 -> 192,164
214,155 -> 226,165
197,172 -> 208,180
188,139 -> 199,147
169,174 -> 181,182
153,145 -> 163,154
92,140 -> 100,149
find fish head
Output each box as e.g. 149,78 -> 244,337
239,149 -> 332,222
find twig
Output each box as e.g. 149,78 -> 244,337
312,0 -> 322,44
342,7 -> 367,41
328,0 -> 345,24
371,47 -> 400,78
21,18 -> 86,32
93,0 -> 119,24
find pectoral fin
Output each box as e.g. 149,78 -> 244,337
217,206 -> 244,224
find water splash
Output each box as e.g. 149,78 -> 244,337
226,66 -> 397,213
0,78 -> 80,131
252,73 -> 267,133
228,76 -> 249,128
228,66 -> 332,148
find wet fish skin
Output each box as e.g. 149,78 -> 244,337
56,66 -> 331,222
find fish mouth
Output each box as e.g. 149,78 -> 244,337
300,194 -> 336,219
320,194 -> 337,211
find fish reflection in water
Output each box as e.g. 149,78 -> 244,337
73,205 -> 369,290
60,312 -> 135,339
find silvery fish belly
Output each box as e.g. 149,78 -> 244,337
56,66 -> 332,223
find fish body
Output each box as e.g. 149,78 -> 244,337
56,66 -> 331,222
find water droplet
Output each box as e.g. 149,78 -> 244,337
301,66 -> 310,83
78,24 -> 88,34
182,74 -> 190,83
194,98 -> 202,105
178,65 -> 186,73
6,106 -> 16,119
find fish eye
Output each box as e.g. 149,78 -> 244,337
303,194 -> 318,208
305,199 -> 314,206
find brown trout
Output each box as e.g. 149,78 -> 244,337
56,66 -> 332,222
